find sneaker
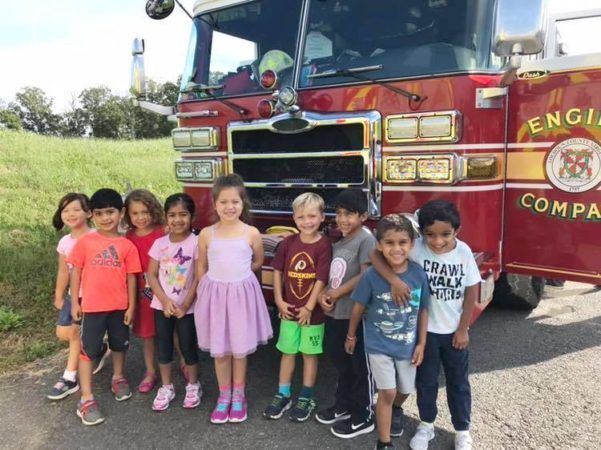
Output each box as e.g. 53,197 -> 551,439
375,441 -> 396,450
210,396 -> 231,424
289,397 -> 317,422
138,372 -> 157,394
315,405 -> 351,425
76,399 -> 105,426
263,394 -> 292,420
409,422 -> 435,450
92,344 -> 111,375
152,385 -> 175,411
111,377 -> 132,401
390,405 -> 404,437
331,417 -> 375,439
183,383 -> 202,409
229,395 -> 248,423
455,431 -> 472,450
47,377 -> 79,401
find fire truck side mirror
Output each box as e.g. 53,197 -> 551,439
146,0 -> 175,20
130,38 -> 147,99
493,0 -> 547,58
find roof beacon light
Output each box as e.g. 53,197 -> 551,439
260,70 -> 278,90
257,99 -> 275,118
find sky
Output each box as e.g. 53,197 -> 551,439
0,0 -> 599,112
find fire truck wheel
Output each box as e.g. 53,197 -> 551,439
492,273 -> 545,310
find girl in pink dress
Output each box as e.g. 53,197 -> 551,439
194,174 -> 273,424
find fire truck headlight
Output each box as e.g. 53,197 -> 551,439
385,158 -> 417,182
175,161 -> 194,180
465,156 -> 497,179
194,161 -> 214,180
417,157 -> 453,182
387,117 -> 418,140
172,129 -> 191,149
191,129 -> 211,147
278,86 -> 297,107
419,115 -> 452,138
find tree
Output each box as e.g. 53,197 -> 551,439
130,80 -> 178,139
9,87 -> 62,135
0,109 -> 22,130
78,86 -> 130,139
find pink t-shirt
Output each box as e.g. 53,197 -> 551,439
57,230 -> 94,297
148,233 -> 198,315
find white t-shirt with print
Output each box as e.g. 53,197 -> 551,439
410,237 -> 481,334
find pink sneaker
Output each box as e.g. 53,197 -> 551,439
210,395 -> 231,424
138,372 -> 157,394
229,395 -> 248,423
183,383 -> 202,409
152,385 -> 175,411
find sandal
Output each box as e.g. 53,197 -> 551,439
138,372 -> 157,394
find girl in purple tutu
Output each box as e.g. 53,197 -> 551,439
194,174 -> 273,424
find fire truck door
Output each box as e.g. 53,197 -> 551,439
503,47 -> 601,284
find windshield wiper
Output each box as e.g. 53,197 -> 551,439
181,82 -> 248,117
309,64 -> 424,103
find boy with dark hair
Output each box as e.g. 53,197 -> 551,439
347,214 -> 430,450
315,189 -> 376,439
372,200 -> 480,450
69,188 -> 141,425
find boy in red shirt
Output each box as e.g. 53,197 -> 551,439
69,188 -> 141,426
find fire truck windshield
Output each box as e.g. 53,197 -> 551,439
179,0 -> 500,100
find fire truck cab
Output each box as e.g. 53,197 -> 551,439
132,0 -> 601,313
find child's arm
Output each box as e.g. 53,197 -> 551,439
369,248 -> 411,305
196,229 -> 209,281
124,274 -> 137,325
249,227 -> 264,273
297,279 -> 325,326
344,302 -> 366,355
452,283 -> 478,349
273,270 -> 294,320
147,257 -> 179,317
54,254 -> 69,310
412,308 -> 428,366
70,267 -> 82,321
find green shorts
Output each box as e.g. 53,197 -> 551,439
276,320 -> 325,355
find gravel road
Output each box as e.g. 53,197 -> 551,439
1,281 -> 600,449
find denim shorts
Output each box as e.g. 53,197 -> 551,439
57,294 -> 80,326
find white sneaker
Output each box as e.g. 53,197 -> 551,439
410,422 -> 435,450
455,431 -> 472,450
152,385 -> 176,411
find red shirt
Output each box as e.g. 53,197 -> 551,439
126,227 -> 165,297
68,233 -> 142,313
272,234 -> 332,324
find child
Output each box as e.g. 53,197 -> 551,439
147,193 -> 201,411
373,200 -> 480,450
346,214 -> 430,450
69,188 -> 142,426
124,189 -> 165,393
264,192 -> 332,422
194,174 -> 272,424
315,189 -> 377,438
48,193 -> 93,400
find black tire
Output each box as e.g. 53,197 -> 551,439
492,273 -> 545,310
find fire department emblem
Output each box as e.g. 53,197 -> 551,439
545,138 -> 601,193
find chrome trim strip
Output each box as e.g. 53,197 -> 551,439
507,142 -> 554,148
383,143 -> 506,152
383,183 -> 504,192
505,183 -> 553,189
176,110 -> 219,118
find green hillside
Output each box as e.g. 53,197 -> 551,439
0,129 -> 179,372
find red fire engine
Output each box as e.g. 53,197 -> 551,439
132,0 -> 601,314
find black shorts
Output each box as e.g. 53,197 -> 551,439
80,310 -> 129,360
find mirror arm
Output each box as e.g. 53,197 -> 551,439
500,43 -> 524,87
175,0 -> 193,20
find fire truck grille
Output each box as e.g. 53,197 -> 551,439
232,156 -> 364,184
247,187 -> 367,214
230,123 -> 364,154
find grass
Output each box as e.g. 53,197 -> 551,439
0,129 -> 179,373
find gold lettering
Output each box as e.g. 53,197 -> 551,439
586,203 -> 601,221
549,201 -> 568,217
527,117 -> 544,136
570,203 -> 586,219
565,108 -> 581,126
519,193 -> 535,208
545,111 -> 561,130
533,197 -> 549,213
586,108 -> 595,126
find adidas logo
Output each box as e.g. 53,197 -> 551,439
91,245 -> 122,267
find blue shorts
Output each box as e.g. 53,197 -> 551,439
57,294 -> 80,326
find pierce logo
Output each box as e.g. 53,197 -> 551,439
545,138 -> 601,193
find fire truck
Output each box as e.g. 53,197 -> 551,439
132,0 -> 601,315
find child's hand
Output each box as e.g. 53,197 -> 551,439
391,279 -> 411,306
163,300 -> 178,318
173,304 -> 186,319
297,306 -> 312,326
411,343 -> 425,367
54,295 -> 64,311
124,307 -> 135,325
71,302 -> 82,322
318,293 -> 334,312
276,300 -> 295,320
452,329 -> 469,350
344,336 -> 356,354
